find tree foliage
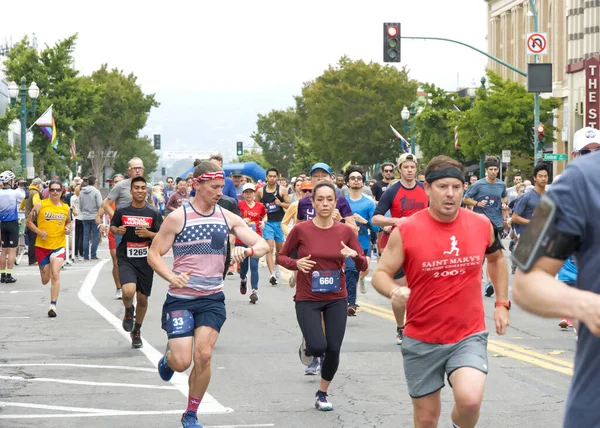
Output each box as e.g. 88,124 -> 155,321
251,108 -> 300,176
111,136 -> 159,179
2,35 -> 101,178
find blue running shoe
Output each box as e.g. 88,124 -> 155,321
181,411 -> 203,427
315,391 -> 333,411
158,343 -> 174,381
484,281 -> 495,297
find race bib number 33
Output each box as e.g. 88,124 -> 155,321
127,242 -> 149,258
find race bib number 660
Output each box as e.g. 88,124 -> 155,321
127,242 -> 149,258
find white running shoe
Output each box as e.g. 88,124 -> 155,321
315,392 -> 333,411
115,289 -> 123,300
299,338 -> 313,366
359,277 -> 367,294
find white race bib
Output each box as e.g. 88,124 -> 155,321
127,242 -> 148,258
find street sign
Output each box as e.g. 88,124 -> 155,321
501,150 -> 511,163
526,32 -> 548,55
543,153 -> 567,161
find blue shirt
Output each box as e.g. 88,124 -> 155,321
347,194 -> 379,251
513,189 -> 542,235
0,188 -> 25,222
548,151 -> 600,428
464,179 -> 507,228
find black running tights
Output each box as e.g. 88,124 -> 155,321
295,298 -> 347,382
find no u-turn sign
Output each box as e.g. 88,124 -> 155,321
527,32 -> 548,55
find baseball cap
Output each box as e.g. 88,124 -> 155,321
309,162 -> 333,176
573,126 -> 600,151
397,153 -> 417,166
232,170 -> 243,177
300,181 -> 314,191
242,183 -> 256,192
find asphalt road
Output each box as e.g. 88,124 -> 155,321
0,243 -> 575,428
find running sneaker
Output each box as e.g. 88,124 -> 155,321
315,391 -> 333,411
240,278 -> 247,295
359,277 -> 367,294
181,411 -> 203,427
275,266 -> 281,279
304,357 -> 320,375
347,303 -> 357,317
269,274 -> 278,286
4,276 -> 16,284
559,318 -> 574,330
396,326 -> 404,345
131,329 -> 143,349
115,288 -> 123,300
288,274 -> 296,288
508,240 -> 515,252
484,282 -> 495,297
249,290 -> 258,304
158,343 -> 174,381
47,304 -> 57,318
299,338 -> 313,366
227,266 -> 234,276
122,305 -> 135,332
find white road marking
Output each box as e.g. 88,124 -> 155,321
0,290 -> 42,294
0,375 -> 177,390
77,259 -> 232,414
0,316 -> 29,319
0,363 -> 158,373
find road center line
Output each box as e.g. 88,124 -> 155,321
77,259 -> 232,414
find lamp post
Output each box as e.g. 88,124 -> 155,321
8,77 -> 39,171
401,103 -> 420,155
479,77 -> 487,178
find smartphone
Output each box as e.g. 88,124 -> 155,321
512,194 -> 557,272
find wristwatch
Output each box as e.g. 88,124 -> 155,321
494,300 -> 511,310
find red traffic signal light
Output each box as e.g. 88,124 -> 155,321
387,26 -> 398,37
537,124 -> 545,134
383,23 -> 401,63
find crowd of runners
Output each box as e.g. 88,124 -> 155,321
0,125 -> 599,427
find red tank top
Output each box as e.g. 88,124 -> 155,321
398,208 -> 491,344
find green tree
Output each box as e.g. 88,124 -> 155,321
78,64 -> 158,179
111,136 -> 159,179
457,70 -> 561,162
2,34 -> 101,178
298,56 -> 419,169
232,149 -> 269,169
251,108 -> 300,176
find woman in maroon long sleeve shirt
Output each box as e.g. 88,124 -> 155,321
276,182 -> 368,411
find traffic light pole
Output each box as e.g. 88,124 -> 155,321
530,0 -> 542,165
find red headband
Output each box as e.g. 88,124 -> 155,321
194,171 -> 224,182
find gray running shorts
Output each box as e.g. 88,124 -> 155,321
401,331 -> 489,398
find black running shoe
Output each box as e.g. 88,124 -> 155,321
240,278 -> 247,295
122,305 -> 135,332
4,276 -> 16,284
397,326 -> 404,345
269,275 -> 277,285
0,275 -> 5,283
131,329 -> 143,348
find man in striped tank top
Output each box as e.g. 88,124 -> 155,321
149,161 -> 269,428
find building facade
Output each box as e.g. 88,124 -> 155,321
486,0 -> 570,174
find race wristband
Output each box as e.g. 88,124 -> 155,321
249,247 -> 255,257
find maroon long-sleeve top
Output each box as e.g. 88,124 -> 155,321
276,221 -> 368,302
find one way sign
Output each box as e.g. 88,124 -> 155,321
526,32 -> 548,55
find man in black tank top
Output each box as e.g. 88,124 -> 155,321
256,167 -> 291,285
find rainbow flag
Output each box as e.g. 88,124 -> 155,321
390,125 -> 410,153
33,105 -> 57,150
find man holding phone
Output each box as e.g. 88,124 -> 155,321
512,126 -> 600,428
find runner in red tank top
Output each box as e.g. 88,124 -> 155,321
372,156 -> 510,428
372,153 -> 428,345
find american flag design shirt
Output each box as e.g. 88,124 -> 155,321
169,203 -> 230,299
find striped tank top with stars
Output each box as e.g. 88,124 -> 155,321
168,203 -> 230,299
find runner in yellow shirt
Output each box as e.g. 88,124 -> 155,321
26,180 -> 71,317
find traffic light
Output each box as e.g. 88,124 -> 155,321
153,134 -> 161,150
236,141 -> 243,156
383,23 -> 401,63
161,167 -> 166,176
536,124 -> 545,151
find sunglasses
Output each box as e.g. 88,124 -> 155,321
348,176 -> 363,181
49,188 -> 62,193
383,169 -> 394,173
301,189 -> 312,193
579,147 -> 600,155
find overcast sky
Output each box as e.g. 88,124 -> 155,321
3,0 -> 488,161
